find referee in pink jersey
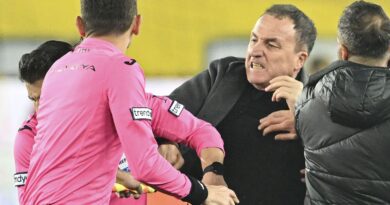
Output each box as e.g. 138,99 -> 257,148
21,0 -> 239,204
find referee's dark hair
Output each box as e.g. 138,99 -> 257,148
80,0 -> 138,37
264,4 -> 317,55
338,0 -> 390,58
19,40 -> 72,84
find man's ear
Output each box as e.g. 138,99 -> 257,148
76,16 -> 86,37
131,15 -> 141,35
293,51 -> 308,76
387,47 -> 390,67
339,44 -> 349,60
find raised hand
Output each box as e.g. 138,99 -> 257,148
204,185 -> 239,205
258,110 -> 297,140
158,142 -> 184,169
265,75 -> 303,112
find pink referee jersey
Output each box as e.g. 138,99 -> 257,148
21,38 -> 223,205
14,113 -> 37,203
14,96 -> 219,205
14,113 -> 147,205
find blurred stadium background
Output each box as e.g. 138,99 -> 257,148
0,0 -> 388,204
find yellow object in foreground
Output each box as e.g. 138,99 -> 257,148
112,183 -> 156,194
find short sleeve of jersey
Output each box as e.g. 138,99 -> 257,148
106,58 -> 191,198
14,113 -> 36,173
14,113 -> 37,201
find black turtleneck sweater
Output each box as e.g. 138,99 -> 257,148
216,83 -> 305,205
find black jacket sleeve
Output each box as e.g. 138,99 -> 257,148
168,57 -> 243,179
169,61 -> 219,114
168,58 -> 224,179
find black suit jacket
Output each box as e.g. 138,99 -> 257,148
169,56 -> 307,179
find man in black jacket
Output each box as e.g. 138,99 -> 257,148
296,1 -> 390,204
162,4 -> 317,205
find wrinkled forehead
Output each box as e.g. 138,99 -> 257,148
252,14 -> 297,43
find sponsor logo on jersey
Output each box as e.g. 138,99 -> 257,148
52,64 -> 96,73
124,59 -> 137,65
131,107 -> 152,121
14,172 -> 28,187
169,101 -> 184,117
75,47 -> 90,53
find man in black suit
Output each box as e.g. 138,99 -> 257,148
161,4 -> 317,205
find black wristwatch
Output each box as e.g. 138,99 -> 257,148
203,162 -> 224,175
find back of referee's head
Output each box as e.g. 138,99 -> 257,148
80,0 -> 138,37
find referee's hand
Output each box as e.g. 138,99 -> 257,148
115,169 -> 142,199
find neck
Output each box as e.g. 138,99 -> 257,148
252,84 -> 266,91
89,32 -> 131,53
348,55 -> 389,68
